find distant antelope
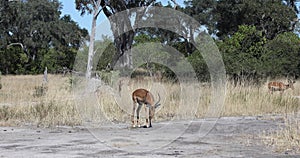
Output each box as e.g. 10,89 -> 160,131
132,88 -> 161,128
268,79 -> 295,94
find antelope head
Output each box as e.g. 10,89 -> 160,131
146,93 -> 161,119
287,79 -> 295,90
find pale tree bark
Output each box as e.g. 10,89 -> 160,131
86,0 -> 102,79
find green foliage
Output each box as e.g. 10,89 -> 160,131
218,25 -> 267,79
131,41 -> 177,80
184,0 -> 217,34
183,0 -> 299,82
93,24 -> 300,83
134,34 -> 161,44
264,32 -> 300,77
75,37 -> 117,73
0,0 -> 299,83
0,47 -> 28,74
95,38 -> 117,71
76,0 -> 162,69
215,0 -> 296,39
0,0 -> 88,74
187,50 -> 209,81
40,48 -> 78,73
218,25 -> 300,83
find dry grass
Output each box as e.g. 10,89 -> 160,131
95,79 -> 209,125
96,79 -> 299,123
0,75 -> 81,127
262,117 -> 300,154
223,80 -> 300,116
0,75 -> 300,153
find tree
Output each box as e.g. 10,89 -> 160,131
76,1 -> 165,71
187,50 -> 209,81
95,37 -> 117,71
215,0 -> 297,40
184,0 -> 217,35
284,0 -> 299,13
102,1 -> 162,68
0,0 -> 88,74
263,32 -> 300,78
75,0 -> 102,79
218,25 -> 267,84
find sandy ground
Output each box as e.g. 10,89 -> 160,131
0,116 -> 299,158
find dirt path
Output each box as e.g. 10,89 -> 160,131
0,116 -> 298,157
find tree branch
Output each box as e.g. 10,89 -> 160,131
100,0 -> 113,17
7,43 -> 24,49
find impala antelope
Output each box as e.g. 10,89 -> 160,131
268,79 -> 295,94
131,88 -> 161,128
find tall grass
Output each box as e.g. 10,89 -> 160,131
94,79 -> 207,124
89,77 -> 300,129
223,80 -> 299,116
0,75 -> 299,126
0,75 -> 81,127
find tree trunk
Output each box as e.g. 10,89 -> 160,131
112,30 -> 134,68
86,8 -> 98,79
118,49 -> 133,68
99,3 -> 153,69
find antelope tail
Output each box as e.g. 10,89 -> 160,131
155,93 -> 161,108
